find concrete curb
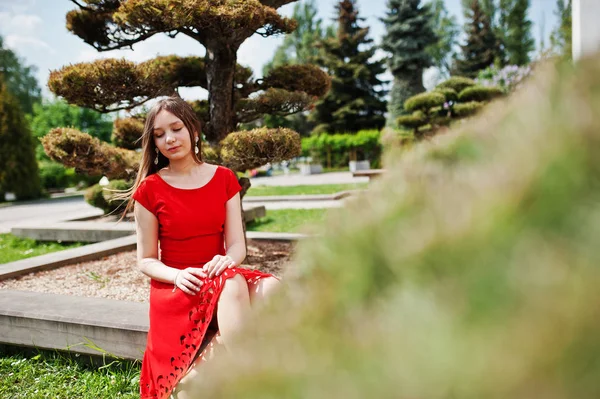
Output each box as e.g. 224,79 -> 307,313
0,290 -> 147,360
0,235 -> 137,281
246,231 -> 308,241
243,189 -> 360,203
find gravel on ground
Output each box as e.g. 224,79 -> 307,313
0,240 -> 294,303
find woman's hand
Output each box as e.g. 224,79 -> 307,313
203,255 -> 237,278
174,267 -> 206,295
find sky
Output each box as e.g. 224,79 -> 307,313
0,0 -> 559,103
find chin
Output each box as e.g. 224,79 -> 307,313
166,151 -> 191,161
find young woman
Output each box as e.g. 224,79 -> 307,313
125,96 -> 279,399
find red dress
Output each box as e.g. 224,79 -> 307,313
133,165 -> 274,399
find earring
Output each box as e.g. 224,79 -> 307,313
154,148 -> 159,165
194,137 -> 199,155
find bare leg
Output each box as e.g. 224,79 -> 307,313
172,333 -> 225,398
215,273 -> 252,351
248,276 -> 280,307
172,275 -> 263,398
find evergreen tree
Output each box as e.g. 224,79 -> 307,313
262,0 -> 334,136
0,74 -> 41,200
263,0 -> 331,75
550,0 -> 572,60
478,0 -> 509,65
453,0 -> 498,78
503,0 -> 534,65
310,0 -> 387,134
380,0 -> 437,126
0,35 -> 41,114
427,0 -> 460,76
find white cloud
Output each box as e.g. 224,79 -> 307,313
0,12 -> 41,35
0,0 -> 36,14
5,34 -> 54,54
238,33 -> 284,78
0,7 -> 52,55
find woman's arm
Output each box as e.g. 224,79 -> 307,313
203,192 -> 247,278
224,192 -> 247,264
135,202 -> 204,294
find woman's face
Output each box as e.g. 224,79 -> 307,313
153,109 -> 196,162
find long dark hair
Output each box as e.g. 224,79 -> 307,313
120,96 -> 203,217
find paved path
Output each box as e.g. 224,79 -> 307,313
250,171 -> 369,186
0,197 -> 102,234
0,173 -> 363,233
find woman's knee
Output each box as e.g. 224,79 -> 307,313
220,273 -> 249,301
249,276 -> 280,302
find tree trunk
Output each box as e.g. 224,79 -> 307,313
204,43 -> 238,145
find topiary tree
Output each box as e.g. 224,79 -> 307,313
0,74 -> 41,200
42,0 -> 331,206
397,75 -> 503,137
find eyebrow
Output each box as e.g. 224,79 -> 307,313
153,121 -> 184,132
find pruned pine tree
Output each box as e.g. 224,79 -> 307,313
43,0 -> 332,188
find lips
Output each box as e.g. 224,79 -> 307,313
167,146 -> 181,152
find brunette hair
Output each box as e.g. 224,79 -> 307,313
120,96 -> 203,217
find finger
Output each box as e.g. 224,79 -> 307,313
188,268 -> 207,278
203,263 -> 215,277
184,274 -> 203,288
203,261 -> 215,272
210,261 -> 227,278
212,263 -> 228,277
181,278 -> 201,292
177,284 -> 195,295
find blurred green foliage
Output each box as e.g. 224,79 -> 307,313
301,130 -> 382,168
187,56 -> 600,399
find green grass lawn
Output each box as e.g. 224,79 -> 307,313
246,183 -> 367,197
247,208 -> 328,233
0,234 -> 84,264
0,350 -> 139,399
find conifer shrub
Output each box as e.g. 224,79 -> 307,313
458,85 -> 504,102
84,179 -> 130,214
404,92 -> 446,113
435,76 -> 476,93
398,76 -> 502,138
112,117 -> 144,149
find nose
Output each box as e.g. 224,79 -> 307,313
166,133 -> 176,144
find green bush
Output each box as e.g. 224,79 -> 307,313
435,76 -> 476,93
458,85 -> 504,102
404,92 -> 446,113
0,76 -> 41,200
38,161 -> 74,190
301,130 -> 382,168
84,179 -> 130,214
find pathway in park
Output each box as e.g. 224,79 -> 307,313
0,197 -> 102,234
0,172 -> 363,233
